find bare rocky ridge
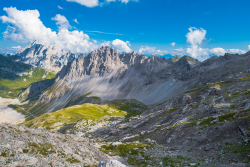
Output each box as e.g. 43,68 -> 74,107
17,40 -> 75,72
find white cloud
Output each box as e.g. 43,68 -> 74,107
171,48 -> 186,56
139,46 -> 168,55
58,6 -> 63,9
249,45 -> 250,50
170,42 -> 176,47
228,49 -> 246,54
209,48 -> 226,56
73,18 -> 79,24
186,27 -> 207,60
99,39 -> 131,53
52,14 -> 71,29
66,0 -> 99,7
0,7 -> 133,54
0,46 -> 22,54
111,39 -> 132,53
186,27 -> 206,46
92,39 -> 98,44
106,0 -> 138,3
0,7 -> 98,53
1,7 -> 57,44
66,0 -> 138,7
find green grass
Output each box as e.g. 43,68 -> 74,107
169,55 -> 180,63
218,111 -> 237,122
23,103 -> 127,130
0,67 -> 56,99
66,158 -> 81,163
199,117 -> 217,126
23,149 -> 30,153
166,108 -> 178,113
225,143 -> 250,163
108,99 -> 148,118
28,142 -> 56,156
241,75 -> 250,80
0,152 -> 7,157
101,142 -> 153,166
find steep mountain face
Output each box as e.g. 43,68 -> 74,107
17,41 -> 75,72
20,47 -> 250,117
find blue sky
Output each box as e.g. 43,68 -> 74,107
0,0 -> 249,60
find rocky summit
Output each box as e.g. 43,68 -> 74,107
16,40 -> 76,72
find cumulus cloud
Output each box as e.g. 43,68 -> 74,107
229,49 -> 246,54
0,46 -> 22,54
73,18 -> 79,24
0,7 -> 98,53
52,14 -> 71,29
1,7 -> 57,44
66,0 -> 99,7
170,42 -> 176,47
111,39 -> 132,53
186,27 -> 207,60
186,27 -> 206,46
139,46 -> 168,55
0,7 -> 132,54
58,6 -> 63,9
249,45 -> 250,50
209,48 -> 226,56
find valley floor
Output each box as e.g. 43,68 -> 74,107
0,97 -> 24,124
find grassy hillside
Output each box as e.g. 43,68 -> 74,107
0,55 -> 56,98
169,55 -> 180,62
23,103 -> 127,131
107,99 -> 148,118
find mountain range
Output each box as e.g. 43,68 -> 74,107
1,43 -> 250,166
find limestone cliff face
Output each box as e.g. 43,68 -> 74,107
17,40 -> 75,72
21,47 -> 250,115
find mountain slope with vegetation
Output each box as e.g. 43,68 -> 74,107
0,54 -> 56,99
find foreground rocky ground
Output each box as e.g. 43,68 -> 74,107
0,123 -> 115,167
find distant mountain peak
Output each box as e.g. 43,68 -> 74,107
17,42 -> 75,72
169,55 -> 181,62
30,40 -> 44,46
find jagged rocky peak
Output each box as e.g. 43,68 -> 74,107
175,55 -> 200,70
16,41 -> 76,72
60,46 -> 172,79
86,46 -> 121,65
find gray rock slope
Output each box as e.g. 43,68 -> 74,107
0,123 -> 111,167
20,46 -> 250,117
17,40 -> 75,72
70,69 -> 250,166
